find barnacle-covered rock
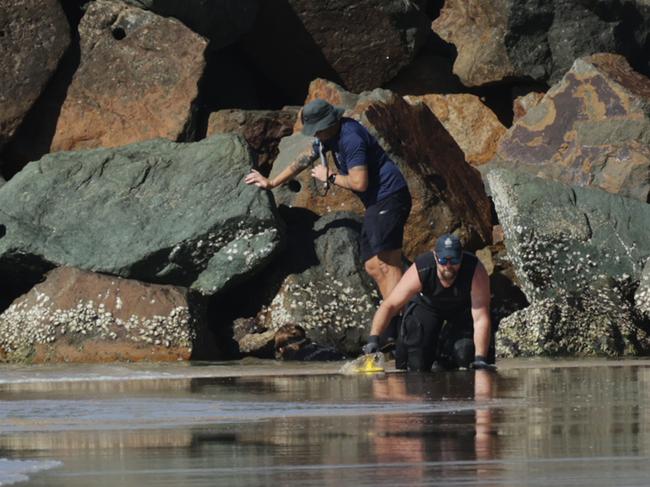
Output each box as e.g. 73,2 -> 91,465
635,259 -> 650,321
497,283 -> 650,357
486,168 -> 650,356
0,267 -> 206,363
264,212 -> 378,355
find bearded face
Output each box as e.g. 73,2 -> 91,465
439,265 -> 459,281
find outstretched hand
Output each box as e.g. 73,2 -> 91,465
244,169 -> 273,189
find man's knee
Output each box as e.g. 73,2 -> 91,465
364,256 -> 381,280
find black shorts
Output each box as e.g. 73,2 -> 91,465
359,187 -> 411,262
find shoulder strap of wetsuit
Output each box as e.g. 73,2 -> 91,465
414,252 -> 437,296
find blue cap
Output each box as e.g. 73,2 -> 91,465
434,233 -> 462,260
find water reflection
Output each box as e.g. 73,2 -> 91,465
370,371 -> 497,483
1,362 -> 650,486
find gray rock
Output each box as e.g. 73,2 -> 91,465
433,0 -> 650,86
119,0 -> 259,50
264,212 -> 379,354
240,0 -> 430,99
486,168 -> 650,356
0,135 -> 283,296
0,0 -> 70,151
486,168 -> 650,300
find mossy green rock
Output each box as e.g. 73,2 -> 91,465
486,168 -> 650,357
0,135 -> 283,296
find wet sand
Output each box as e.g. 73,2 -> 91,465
1,358 -> 650,486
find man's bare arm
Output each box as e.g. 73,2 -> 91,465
370,264 -> 422,336
470,262 -> 491,358
330,166 -> 368,192
244,153 -> 317,189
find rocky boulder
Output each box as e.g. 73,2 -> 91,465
512,91 -> 545,122
0,0 -> 70,151
50,0 -> 207,153
486,167 -> 650,357
494,54 -> 650,203
119,0 -> 259,50
383,54 -> 465,96
0,267 -> 205,363
404,93 -> 507,166
636,260 -> 650,321
497,286 -> 649,357
272,80 -> 493,258
207,108 -> 298,172
0,135 -> 283,296
263,212 -> 379,355
240,0 -> 430,100
432,0 -> 650,86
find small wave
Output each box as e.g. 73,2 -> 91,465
0,458 -> 61,486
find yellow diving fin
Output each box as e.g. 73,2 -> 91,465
339,352 -> 385,374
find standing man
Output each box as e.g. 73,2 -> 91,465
244,99 -> 411,341
363,234 -> 495,371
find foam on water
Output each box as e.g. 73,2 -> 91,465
0,458 -> 61,486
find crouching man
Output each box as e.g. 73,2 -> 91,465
363,234 -> 495,371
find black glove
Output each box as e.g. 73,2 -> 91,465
362,335 -> 380,355
470,355 -> 497,371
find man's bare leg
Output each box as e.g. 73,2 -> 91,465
364,248 -> 404,299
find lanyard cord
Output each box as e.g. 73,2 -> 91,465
313,141 -> 330,197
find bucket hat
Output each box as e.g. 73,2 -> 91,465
301,99 -> 345,136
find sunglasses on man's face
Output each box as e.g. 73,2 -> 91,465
436,256 -> 461,265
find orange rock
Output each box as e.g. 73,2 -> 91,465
50,1 -> 207,152
405,93 -> 507,166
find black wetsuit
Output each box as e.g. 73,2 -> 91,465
396,251 -> 485,371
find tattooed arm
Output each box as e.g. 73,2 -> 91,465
244,152 -> 318,189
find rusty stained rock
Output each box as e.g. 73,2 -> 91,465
50,0 -> 207,153
272,79 -> 493,258
495,53 -> 650,202
432,0 -> 516,87
404,93 -> 507,166
512,91 -> 545,123
0,0 -> 70,151
207,108 -> 298,170
0,267 -> 204,363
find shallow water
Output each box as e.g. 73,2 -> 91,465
1,359 -> 650,486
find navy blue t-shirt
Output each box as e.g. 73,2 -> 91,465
311,118 -> 407,207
